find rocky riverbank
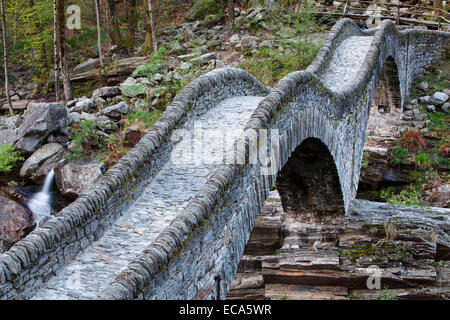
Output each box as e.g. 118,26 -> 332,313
227,191 -> 450,300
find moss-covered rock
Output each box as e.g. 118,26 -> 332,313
184,0 -> 223,22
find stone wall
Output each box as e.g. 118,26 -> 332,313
97,20 -> 449,300
1,19 -> 449,300
0,68 -> 269,299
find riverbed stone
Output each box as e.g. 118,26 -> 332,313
54,158 -> 107,199
19,143 -> 65,178
101,102 -> 131,119
15,102 -> 67,153
92,86 -> 121,99
430,92 -> 449,106
0,195 -> 34,253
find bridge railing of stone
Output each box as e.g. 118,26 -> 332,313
0,69 -> 269,299
98,19 -> 449,300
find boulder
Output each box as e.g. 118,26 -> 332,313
101,102 -> 131,119
0,195 -> 34,252
442,102 -> 449,112
15,102 -> 67,153
73,58 -> 101,74
135,98 -> 148,110
426,105 -> 436,112
419,96 -> 431,104
229,34 -> 240,45
74,97 -> 97,113
430,92 -> 449,106
95,115 -> 119,133
240,35 -> 260,51
92,86 -> 121,98
198,52 -> 216,64
417,81 -> 429,91
66,99 -> 78,108
20,143 -> 64,178
94,97 -> 108,110
0,129 -> 18,145
121,84 -> 146,98
54,159 -> 106,199
0,115 -> 21,130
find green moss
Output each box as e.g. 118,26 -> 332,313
184,0 -> 223,22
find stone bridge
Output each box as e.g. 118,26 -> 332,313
0,19 -> 449,300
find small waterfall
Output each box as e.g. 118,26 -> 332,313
29,169 -> 55,228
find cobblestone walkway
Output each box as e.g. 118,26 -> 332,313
321,36 -> 374,92
30,96 -> 264,300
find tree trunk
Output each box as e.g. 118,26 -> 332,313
433,0 -> 440,17
53,0 -> 60,101
103,0 -> 112,50
94,0 -> 103,66
126,0 -> 137,50
252,0 -> 259,8
0,0 -> 13,115
57,0 -> 73,101
227,0 -> 235,29
147,0 -> 157,53
107,0 -> 122,47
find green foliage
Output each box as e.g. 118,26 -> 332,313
5,0 -> 53,83
126,110 -> 163,129
0,144 -> 24,173
122,84 -> 147,97
377,287 -> 397,300
427,111 -> 446,131
410,59 -> 450,98
380,186 -> 423,207
132,46 -> 168,78
67,26 -> 108,58
414,151 -> 432,168
185,0 -> 223,22
67,120 -> 105,162
392,145 -> 409,165
238,2 -> 322,86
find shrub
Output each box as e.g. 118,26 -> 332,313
381,187 -> 423,207
0,144 -> 24,173
414,151 -> 432,168
400,129 -> 427,152
67,120 -> 105,162
439,143 -> 450,157
132,46 -> 167,78
392,145 -> 409,165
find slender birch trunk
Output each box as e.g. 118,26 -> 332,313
53,0 -> 60,101
94,0 -> 103,66
0,0 -> 13,115
57,0 -> 73,101
147,0 -> 157,53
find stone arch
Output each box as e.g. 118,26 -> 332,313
367,55 -> 402,137
276,137 -> 345,224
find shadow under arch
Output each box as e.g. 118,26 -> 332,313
367,55 -> 402,137
276,137 -> 345,225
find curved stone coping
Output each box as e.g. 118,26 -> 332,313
98,20 -> 450,299
0,68 -> 269,296
246,19 -> 450,129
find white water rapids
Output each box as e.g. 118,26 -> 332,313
28,169 -> 54,227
